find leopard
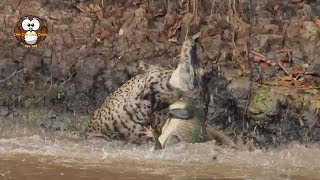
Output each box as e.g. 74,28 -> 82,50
85,69 -> 180,144
84,38 -> 202,147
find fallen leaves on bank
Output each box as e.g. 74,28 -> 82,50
167,20 -> 181,42
250,50 -> 319,94
76,3 -> 103,20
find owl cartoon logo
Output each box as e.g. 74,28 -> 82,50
14,15 -> 48,48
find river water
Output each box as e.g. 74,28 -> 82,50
0,124 -> 319,179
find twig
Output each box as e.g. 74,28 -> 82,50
60,72 -> 76,87
0,67 -> 48,84
0,69 -> 24,83
35,74 -> 53,103
208,0 -> 215,23
243,0 -> 253,131
9,96 -> 18,105
216,0 -> 228,19
192,0 -> 199,24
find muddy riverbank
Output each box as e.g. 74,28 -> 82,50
0,0 -> 320,148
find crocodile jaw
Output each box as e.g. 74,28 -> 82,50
169,64 -> 195,92
169,38 -> 198,92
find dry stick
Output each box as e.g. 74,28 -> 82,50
229,0 -> 243,72
232,0 -> 239,21
208,0 -> 215,22
0,69 -> 24,83
35,74 -> 53,103
216,0 -> 228,19
193,0 -> 198,24
60,72 -> 76,87
0,68 -> 47,84
0,68 -> 52,104
243,0 -> 253,132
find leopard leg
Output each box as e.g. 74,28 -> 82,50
138,126 -> 162,150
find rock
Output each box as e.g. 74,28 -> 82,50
49,10 -> 63,20
299,21 -> 318,41
18,0 -> 42,15
24,54 -> 42,71
0,106 -> 9,117
227,77 -> 250,100
70,16 -> 93,44
4,11 -> 19,28
260,66 -> 278,79
164,13 -> 176,27
307,61 -> 320,76
112,70 -> 129,86
50,52 -> 69,81
122,8 -> 135,19
13,47 -> 26,61
200,35 -> 223,60
248,85 -> 282,116
310,1 -> 320,16
262,23 -> 279,34
75,57 -> 101,91
42,49 -> 52,58
0,59 -> 17,77
10,0 -> 20,10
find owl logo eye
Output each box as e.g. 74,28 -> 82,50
30,18 -> 40,30
22,18 -> 31,31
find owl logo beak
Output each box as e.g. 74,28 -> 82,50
29,28 -> 32,31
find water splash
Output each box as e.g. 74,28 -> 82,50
0,124 -> 320,179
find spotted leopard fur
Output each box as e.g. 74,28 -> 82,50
85,69 -> 181,144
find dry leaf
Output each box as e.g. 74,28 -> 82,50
270,62 -> 277,66
79,45 -> 86,51
89,4 -> 94,11
279,47 -> 291,53
251,51 -> 267,62
277,76 -> 294,87
96,10 -> 103,20
237,68 -> 249,76
77,3 -> 102,20
279,76 -> 292,81
289,65 -> 304,77
277,61 -> 289,71
168,20 -> 181,38
93,4 -> 102,12
260,62 -> 270,68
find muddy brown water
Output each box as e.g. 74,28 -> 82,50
0,124 -> 320,180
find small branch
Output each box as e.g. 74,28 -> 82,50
208,0 -> 215,23
0,69 -> 24,83
60,72 -> 76,87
